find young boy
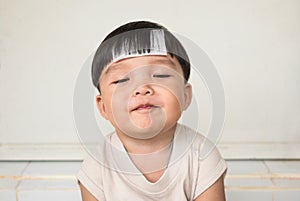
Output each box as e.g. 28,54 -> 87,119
77,21 -> 227,201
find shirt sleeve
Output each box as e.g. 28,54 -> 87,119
193,139 -> 227,199
76,154 -> 105,201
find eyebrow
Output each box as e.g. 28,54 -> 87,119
103,63 -> 120,75
103,57 -> 177,75
151,58 -> 177,67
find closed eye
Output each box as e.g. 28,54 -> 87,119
153,74 -> 172,78
111,78 -> 130,84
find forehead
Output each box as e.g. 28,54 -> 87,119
102,55 -> 182,77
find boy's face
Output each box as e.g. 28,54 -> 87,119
96,55 -> 192,139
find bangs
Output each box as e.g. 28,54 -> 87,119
92,28 -> 190,88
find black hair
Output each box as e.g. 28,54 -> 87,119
91,21 -> 190,92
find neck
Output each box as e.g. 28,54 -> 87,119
116,123 -> 177,154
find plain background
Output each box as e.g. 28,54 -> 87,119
0,0 -> 299,160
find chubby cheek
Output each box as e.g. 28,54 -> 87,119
157,89 -> 183,124
165,95 -> 182,118
106,88 -> 132,124
164,86 -> 186,111
111,88 -> 131,108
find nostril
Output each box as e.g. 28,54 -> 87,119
133,86 -> 154,96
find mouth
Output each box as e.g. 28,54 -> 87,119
132,104 -> 159,112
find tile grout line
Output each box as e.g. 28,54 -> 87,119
2,160 -> 298,200
262,160 -> 276,201
263,161 -> 276,185
225,186 -> 300,191
226,173 -> 300,179
15,161 -> 31,201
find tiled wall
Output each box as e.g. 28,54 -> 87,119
0,161 -> 299,201
225,161 -> 300,201
0,162 -> 81,201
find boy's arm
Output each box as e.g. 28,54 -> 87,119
79,181 -> 99,201
193,174 -> 226,201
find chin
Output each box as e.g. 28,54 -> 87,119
118,121 -> 166,140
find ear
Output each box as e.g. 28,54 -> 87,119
95,95 -> 109,120
182,83 -> 192,111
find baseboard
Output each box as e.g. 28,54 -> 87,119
219,142 -> 300,159
0,144 -> 85,161
0,142 -> 299,161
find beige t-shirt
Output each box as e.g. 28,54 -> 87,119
77,124 -> 227,201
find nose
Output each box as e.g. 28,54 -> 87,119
133,85 -> 154,96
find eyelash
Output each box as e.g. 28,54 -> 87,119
153,74 -> 171,78
112,78 -> 130,84
112,74 -> 171,84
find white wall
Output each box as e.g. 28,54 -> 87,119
0,0 -> 299,160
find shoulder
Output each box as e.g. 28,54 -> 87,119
77,154 -> 103,184
76,131 -> 118,199
175,124 -> 207,149
76,154 -> 105,200
172,124 -> 227,199
176,124 -> 220,151
176,125 -> 227,199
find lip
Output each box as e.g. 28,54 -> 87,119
131,103 -> 159,112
